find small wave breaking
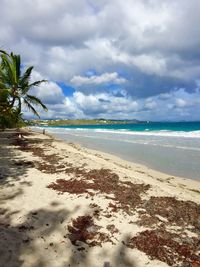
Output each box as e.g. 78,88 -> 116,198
32,126 -> 200,138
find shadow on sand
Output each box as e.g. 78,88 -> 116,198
0,206 -> 136,267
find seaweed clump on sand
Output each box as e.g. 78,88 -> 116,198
13,135 -> 66,173
67,215 -> 110,247
28,146 -> 64,173
142,197 -> 200,232
125,229 -> 200,267
131,196 -> 200,267
48,169 -> 150,214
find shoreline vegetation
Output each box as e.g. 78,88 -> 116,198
0,128 -> 200,267
29,119 -> 148,127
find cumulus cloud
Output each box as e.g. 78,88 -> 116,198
70,72 -> 127,86
29,71 -> 65,105
26,82 -> 200,122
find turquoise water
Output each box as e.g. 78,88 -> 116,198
46,121 -> 200,136
34,122 -> 200,180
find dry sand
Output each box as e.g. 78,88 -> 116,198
0,129 -> 199,267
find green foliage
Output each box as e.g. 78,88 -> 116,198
0,108 -> 23,129
34,119 -> 132,126
0,50 -> 48,129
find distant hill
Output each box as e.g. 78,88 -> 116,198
28,119 -> 148,126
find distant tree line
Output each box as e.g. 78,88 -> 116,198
0,50 -> 48,129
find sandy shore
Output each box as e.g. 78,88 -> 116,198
0,129 -> 199,267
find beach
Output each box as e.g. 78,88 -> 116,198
0,129 -> 200,267
34,123 -> 200,180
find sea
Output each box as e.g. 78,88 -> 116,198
33,122 -> 200,180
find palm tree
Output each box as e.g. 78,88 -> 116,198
0,50 -> 48,119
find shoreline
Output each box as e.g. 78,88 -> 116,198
0,129 -> 200,267
44,130 -> 200,201
33,127 -> 200,181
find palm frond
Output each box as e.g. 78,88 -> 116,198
11,53 -> 21,81
0,50 -> 49,120
0,88 -> 10,102
0,82 -> 7,89
25,94 -> 48,111
23,99 -> 40,118
29,80 -> 48,87
0,69 -> 12,86
0,50 -> 8,56
20,66 -> 33,87
1,54 -> 16,85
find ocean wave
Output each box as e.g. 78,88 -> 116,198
32,126 -> 200,138
31,126 -> 200,152
93,129 -> 200,138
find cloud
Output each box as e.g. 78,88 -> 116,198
1,0 -> 200,120
30,82 -> 65,105
70,72 -> 127,86
26,80 -> 200,121
72,91 -> 139,116
2,0 -> 200,79
29,71 -> 65,105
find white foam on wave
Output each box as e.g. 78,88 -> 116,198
32,126 -> 200,139
93,128 -> 200,138
31,126 -> 200,152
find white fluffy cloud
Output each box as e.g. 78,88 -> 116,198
27,86 -> 200,121
29,71 -> 65,104
70,72 -> 126,86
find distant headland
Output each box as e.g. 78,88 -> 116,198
28,119 -> 149,126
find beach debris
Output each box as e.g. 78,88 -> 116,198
132,196 -> 200,266
14,160 -> 34,167
125,229 -> 200,267
89,203 -> 102,219
18,225 -> 34,232
13,134 -> 150,215
142,196 -> 200,232
108,203 -> 118,213
192,262 -> 200,267
13,136 -> 66,173
136,214 -> 160,227
106,224 -> 119,235
67,215 -> 110,247
48,169 -> 150,214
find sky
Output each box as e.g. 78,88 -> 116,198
0,0 -> 200,121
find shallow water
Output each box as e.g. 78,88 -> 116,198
33,124 -> 200,181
